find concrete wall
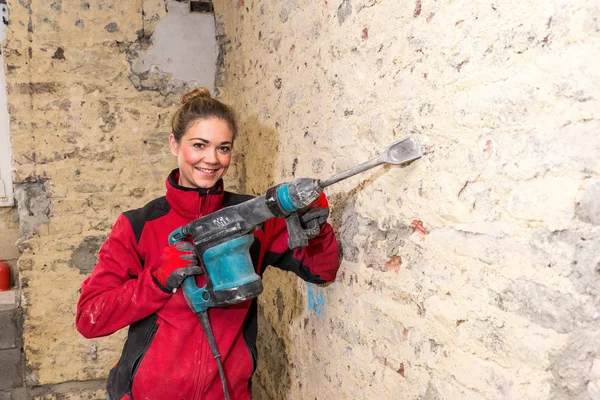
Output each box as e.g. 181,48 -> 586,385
214,0 -> 599,399
1,0 -> 218,397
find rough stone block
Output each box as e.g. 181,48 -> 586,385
577,180 -> 600,225
0,387 -> 29,400
0,290 -> 18,311
0,348 -> 23,390
0,309 -> 18,349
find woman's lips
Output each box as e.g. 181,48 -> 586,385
195,166 -> 219,175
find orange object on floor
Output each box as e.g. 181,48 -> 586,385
0,260 -> 10,291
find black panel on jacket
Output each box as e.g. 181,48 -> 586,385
262,250 -> 326,284
243,298 -> 259,376
222,191 -> 254,207
123,196 -> 171,243
107,314 -> 159,399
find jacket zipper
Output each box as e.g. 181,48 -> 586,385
198,192 -> 204,218
192,192 -> 204,399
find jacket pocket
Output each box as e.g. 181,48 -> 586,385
107,314 -> 159,400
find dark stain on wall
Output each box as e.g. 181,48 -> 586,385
255,307 -> 291,397
70,236 -> 105,275
337,0 -> 352,25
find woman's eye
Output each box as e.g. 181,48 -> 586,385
219,146 -> 231,153
193,143 -> 205,149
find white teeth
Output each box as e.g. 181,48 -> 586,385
196,167 -> 217,174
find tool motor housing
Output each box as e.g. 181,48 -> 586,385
168,179 -> 322,313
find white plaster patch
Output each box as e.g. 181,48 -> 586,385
132,0 -> 218,90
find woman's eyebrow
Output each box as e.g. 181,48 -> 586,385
189,138 -> 232,146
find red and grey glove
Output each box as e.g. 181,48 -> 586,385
299,192 -> 330,233
152,242 -> 203,293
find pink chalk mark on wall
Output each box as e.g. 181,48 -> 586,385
411,219 -> 428,241
384,255 -> 402,273
483,139 -> 493,160
413,0 -> 422,18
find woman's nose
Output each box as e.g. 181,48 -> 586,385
203,148 -> 219,164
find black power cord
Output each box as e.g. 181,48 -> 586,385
198,310 -> 230,400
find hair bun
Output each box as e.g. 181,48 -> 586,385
181,88 -> 212,105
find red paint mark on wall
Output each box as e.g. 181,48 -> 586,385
411,220 -> 427,234
384,256 -> 402,273
361,28 -> 369,40
483,139 -> 493,160
413,0 -> 422,17
240,0 -> 245,6
421,144 -> 435,155
411,219 -> 428,241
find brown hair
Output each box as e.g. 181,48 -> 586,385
171,88 -> 238,142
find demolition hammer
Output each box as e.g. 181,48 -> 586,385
168,136 -> 422,399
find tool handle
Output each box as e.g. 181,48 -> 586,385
303,219 -> 321,239
285,212 -> 320,250
168,227 -> 187,245
285,213 -> 308,250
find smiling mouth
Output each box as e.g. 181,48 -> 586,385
195,166 -> 220,175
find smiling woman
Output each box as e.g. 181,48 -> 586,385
75,88 -> 340,400
170,116 -> 233,189
169,88 -> 236,189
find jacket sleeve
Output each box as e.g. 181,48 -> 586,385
75,214 -> 171,339
259,218 -> 340,283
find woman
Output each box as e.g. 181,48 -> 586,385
76,88 -> 340,400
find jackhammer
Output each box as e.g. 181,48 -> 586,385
168,136 -> 423,399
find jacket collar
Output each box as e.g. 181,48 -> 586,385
165,169 -> 225,219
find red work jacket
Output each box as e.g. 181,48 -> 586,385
75,170 -> 340,400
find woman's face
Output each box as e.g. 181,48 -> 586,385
169,118 -> 233,190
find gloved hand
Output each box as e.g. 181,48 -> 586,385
152,242 -> 203,293
299,192 -> 330,232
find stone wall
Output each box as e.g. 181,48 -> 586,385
214,0 -> 599,399
1,0 -> 598,398
2,0 -> 218,397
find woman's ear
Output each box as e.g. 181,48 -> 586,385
169,134 -> 179,157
